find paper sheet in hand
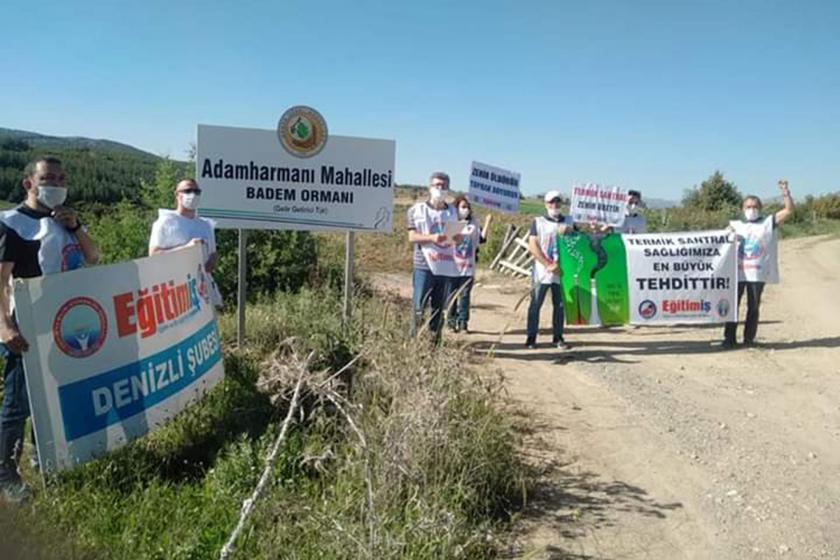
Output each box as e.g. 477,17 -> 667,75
442,220 -> 468,243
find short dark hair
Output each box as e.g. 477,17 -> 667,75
628,189 -> 642,199
429,171 -> 450,185
743,195 -> 763,209
24,156 -> 62,178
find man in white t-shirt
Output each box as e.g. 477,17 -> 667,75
723,180 -> 795,348
407,171 -> 461,342
526,190 -> 572,349
149,179 -> 222,306
617,189 -> 647,234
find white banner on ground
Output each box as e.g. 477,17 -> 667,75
468,161 -> 521,214
196,124 -> 395,232
14,246 -> 224,472
624,230 -> 738,324
570,183 -> 629,227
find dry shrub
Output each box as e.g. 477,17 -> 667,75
247,298 -> 525,558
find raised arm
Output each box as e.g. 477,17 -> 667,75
775,180 -> 795,226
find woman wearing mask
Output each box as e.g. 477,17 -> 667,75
723,180 -> 795,348
447,195 -> 490,333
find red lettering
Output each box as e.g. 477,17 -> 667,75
113,293 -> 136,336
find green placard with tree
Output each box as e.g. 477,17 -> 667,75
557,233 -> 630,326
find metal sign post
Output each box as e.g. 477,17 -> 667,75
237,229 -> 247,346
342,231 -> 355,323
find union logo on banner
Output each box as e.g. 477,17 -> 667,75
52,297 -> 108,358
638,299 -> 657,320
740,237 -> 765,261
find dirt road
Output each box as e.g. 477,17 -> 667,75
452,235 -> 839,559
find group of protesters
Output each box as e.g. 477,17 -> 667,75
0,156 -> 218,504
407,170 -> 795,351
0,157 -> 795,504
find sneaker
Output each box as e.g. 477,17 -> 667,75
458,322 -> 469,333
743,340 -> 758,348
554,338 -> 572,350
1,479 -> 31,504
721,339 -> 737,349
448,323 -> 460,333
525,339 -> 537,349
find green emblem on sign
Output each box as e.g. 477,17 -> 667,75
277,106 -> 328,158
291,117 -> 311,141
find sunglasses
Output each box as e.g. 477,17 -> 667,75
179,188 -> 202,195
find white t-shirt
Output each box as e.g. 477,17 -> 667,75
406,201 -> 460,276
149,210 -> 217,258
529,214 -> 571,285
729,215 -> 779,284
616,213 -> 647,234
149,209 -> 222,305
453,217 -> 482,277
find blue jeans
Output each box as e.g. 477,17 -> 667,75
411,269 -> 450,341
447,277 -> 474,328
526,282 -> 565,342
0,343 -> 30,483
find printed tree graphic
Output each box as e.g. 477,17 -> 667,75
291,117 -> 310,140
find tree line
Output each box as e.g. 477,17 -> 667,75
0,138 -> 161,203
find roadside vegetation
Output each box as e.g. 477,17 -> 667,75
1,141 -> 837,558
0,156 -> 527,559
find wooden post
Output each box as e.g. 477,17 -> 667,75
237,229 -> 247,346
343,231 -> 355,323
490,224 -> 518,270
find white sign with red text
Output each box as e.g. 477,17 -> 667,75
14,246 -> 224,472
570,183 -> 629,227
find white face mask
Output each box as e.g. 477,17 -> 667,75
36,185 -> 68,209
181,193 -> 201,210
429,187 -> 445,203
744,208 -> 759,221
628,203 -> 638,213
458,207 -> 470,219
548,207 -> 562,219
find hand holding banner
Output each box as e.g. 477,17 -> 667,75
14,245 -> 225,472
570,183 -> 629,227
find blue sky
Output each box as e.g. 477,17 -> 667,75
1,0 -> 838,200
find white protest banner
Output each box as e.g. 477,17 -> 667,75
468,161 -> 521,214
197,123 -> 395,232
14,245 -> 224,472
570,183 -> 629,227
624,230 -> 737,324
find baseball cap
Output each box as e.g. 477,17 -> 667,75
544,190 -> 562,203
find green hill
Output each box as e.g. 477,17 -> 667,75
0,128 -> 186,204
0,127 -> 159,159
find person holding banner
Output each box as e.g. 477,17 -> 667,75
526,190 -> 572,349
446,195 -> 490,333
149,179 -> 222,307
723,180 -> 795,348
407,172 -> 461,342
616,190 -> 647,234
0,156 -> 99,503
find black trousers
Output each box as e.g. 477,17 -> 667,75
723,281 -> 765,344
